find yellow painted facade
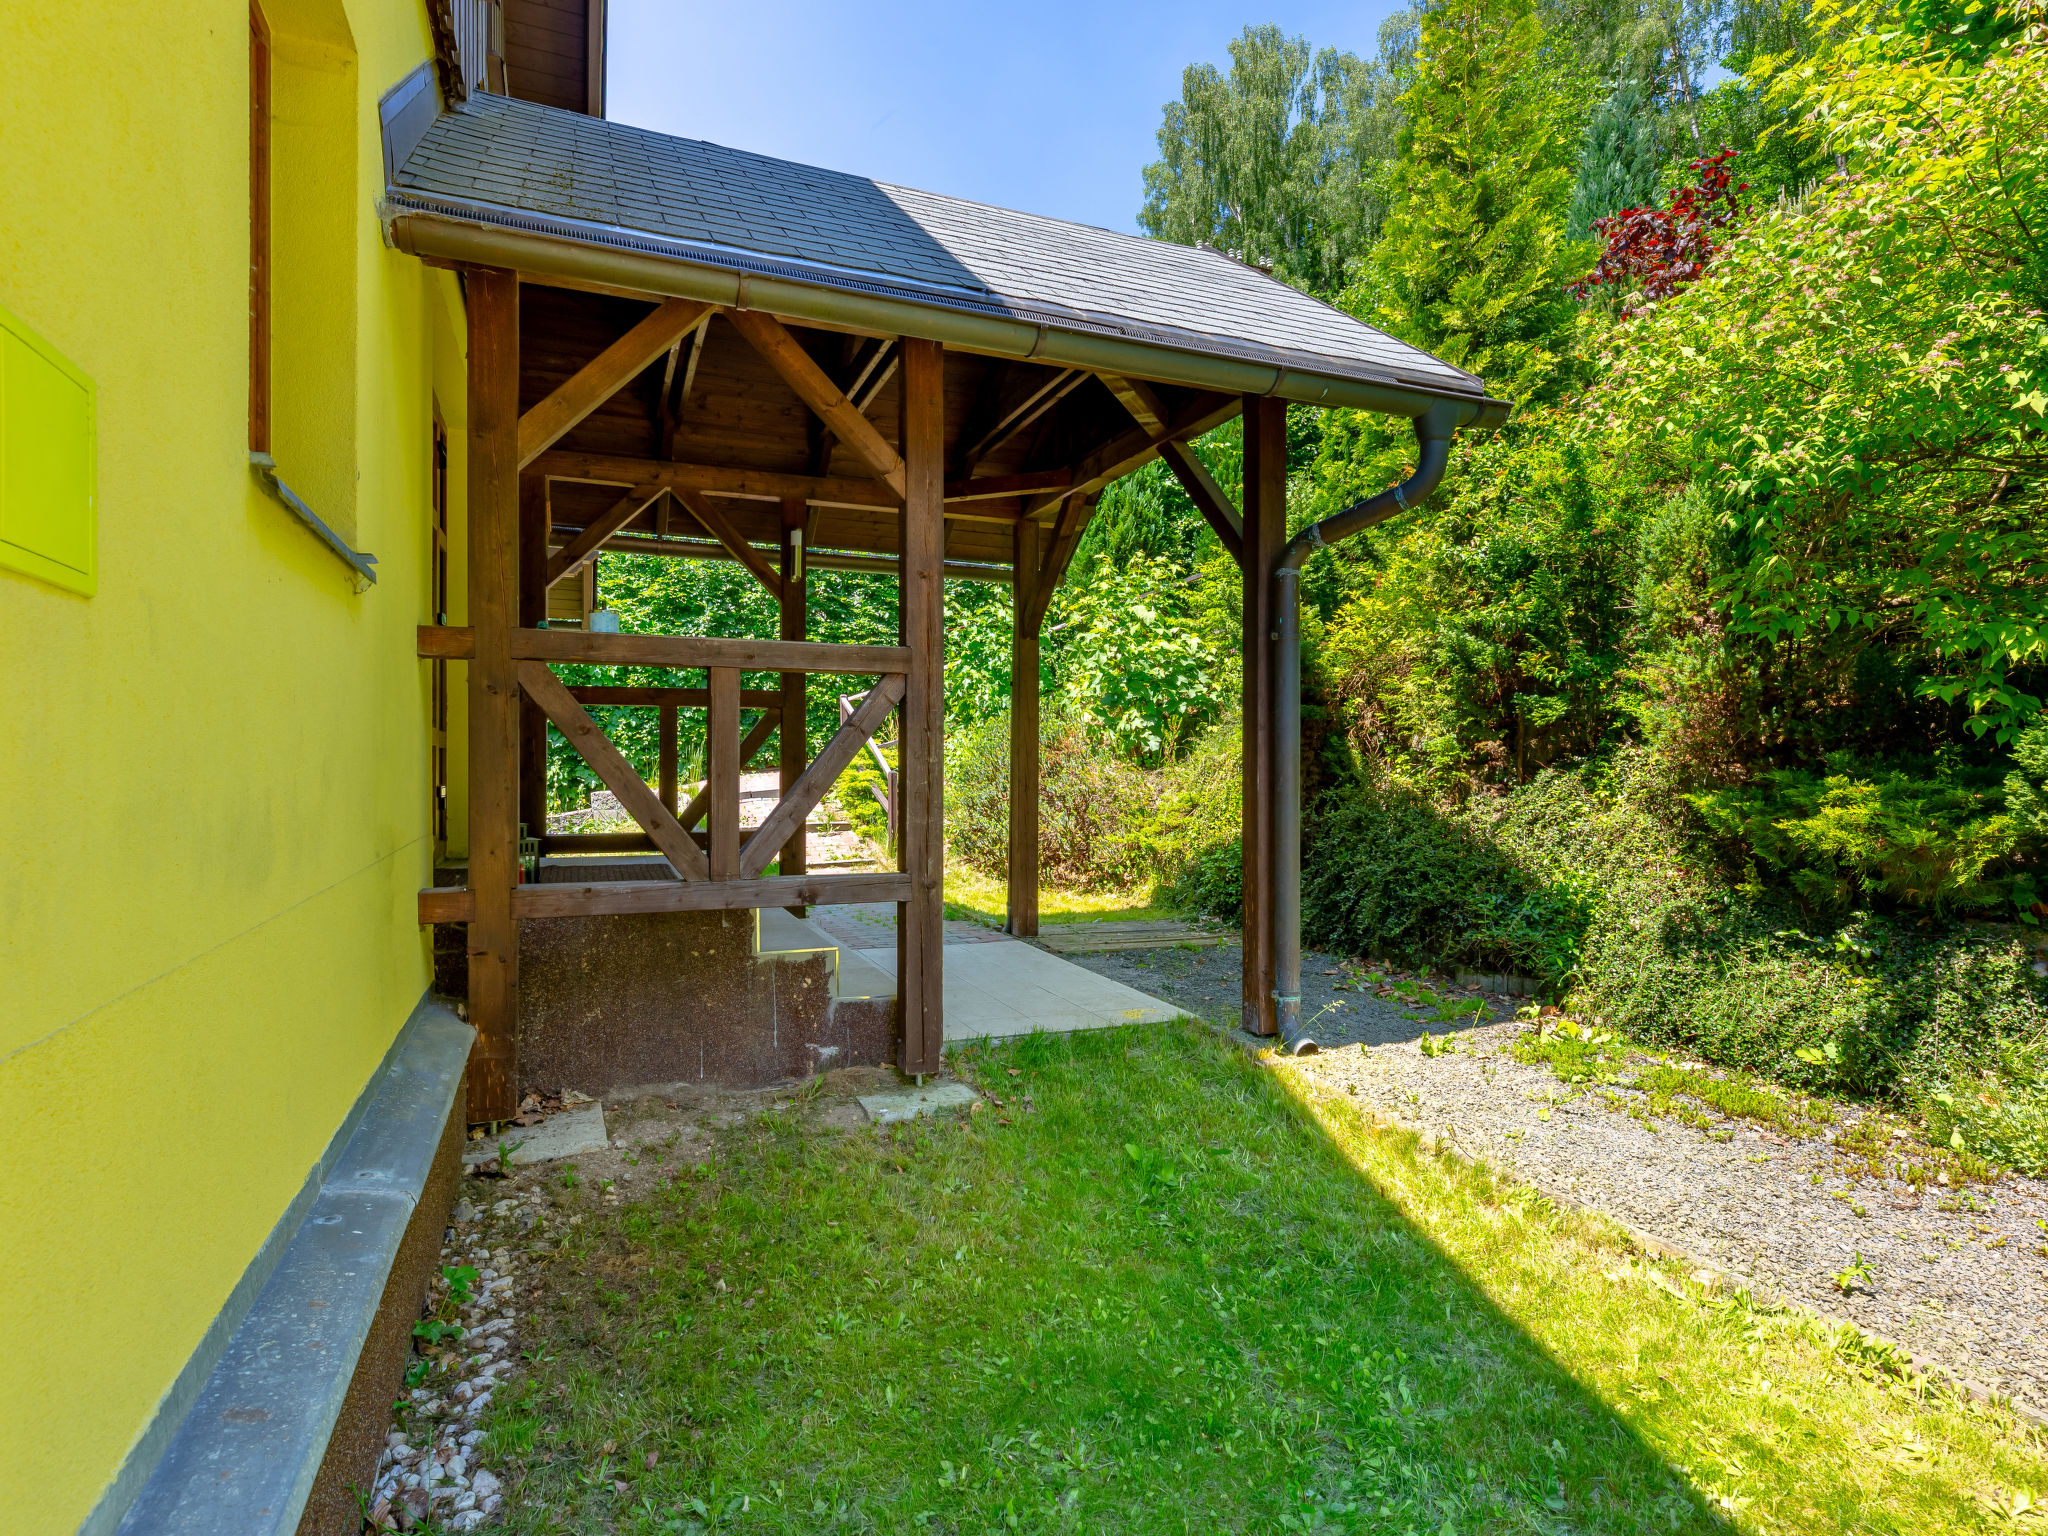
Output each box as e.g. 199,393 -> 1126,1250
0,3 -> 467,1529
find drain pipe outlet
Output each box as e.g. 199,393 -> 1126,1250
1271,401 -> 1464,1055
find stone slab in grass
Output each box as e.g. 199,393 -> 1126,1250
857,1081 -> 978,1124
462,1100 -> 608,1165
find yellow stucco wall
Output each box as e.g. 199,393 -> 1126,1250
0,3 -> 466,1529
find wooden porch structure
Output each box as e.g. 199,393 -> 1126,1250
384,89 -> 1504,1123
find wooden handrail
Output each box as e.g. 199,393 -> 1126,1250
568,685 -> 782,709
416,625 -> 908,676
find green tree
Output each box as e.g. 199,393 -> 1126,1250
1568,82 -> 1664,237
1139,24 -> 1401,295
1358,0 -> 1589,402
1601,0 -> 2048,745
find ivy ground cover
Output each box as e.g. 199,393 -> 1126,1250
478,1021 -> 2045,1534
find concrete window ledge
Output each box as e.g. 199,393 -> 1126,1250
114,1003 -> 472,1536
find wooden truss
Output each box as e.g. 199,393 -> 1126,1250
428,262 -> 1285,1124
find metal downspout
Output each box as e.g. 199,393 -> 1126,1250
1271,401 -> 1464,1055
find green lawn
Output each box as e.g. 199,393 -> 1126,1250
483,1022 -> 2045,1533
940,863 -> 1180,928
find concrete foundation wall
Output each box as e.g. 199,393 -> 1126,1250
434,860 -> 896,1094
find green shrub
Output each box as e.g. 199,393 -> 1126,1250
1299,781 -> 1595,985
946,708 -> 1155,892
1146,723 -> 1246,919
1685,763 -> 2024,919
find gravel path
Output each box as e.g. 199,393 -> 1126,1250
1060,938 -> 2048,1418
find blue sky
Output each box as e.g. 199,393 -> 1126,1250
608,1 -> 1405,237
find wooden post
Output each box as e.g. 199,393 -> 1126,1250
778,496 -> 808,902
1006,516 -> 1040,937
708,666 -> 740,882
1240,395 -> 1285,1037
897,337 -> 946,1075
466,268 -> 522,1121
517,473 -> 548,844
658,703 -> 678,816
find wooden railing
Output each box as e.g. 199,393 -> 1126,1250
416,625 -> 907,918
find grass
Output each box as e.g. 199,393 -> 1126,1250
1513,1021 -> 2002,1186
481,1021 -> 2045,1534
941,862 -> 1180,928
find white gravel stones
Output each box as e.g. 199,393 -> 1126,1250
368,1190 -> 537,1531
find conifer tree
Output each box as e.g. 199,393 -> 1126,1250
1567,82 -> 1664,238
1360,0 -> 1584,402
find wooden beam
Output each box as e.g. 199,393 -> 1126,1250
778,497 -> 809,892
672,488 -> 783,600
465,267 -> 521,1124
518,473 -> 550,843
727,309 -> 907,498
1098,372 -> 1167,433
897,336 -> 945,1076
594,535 -> 1014,584
707,667 -> 741,880
958,367 -> 1087,473
740,673 -> 903,879
1006,516 -> 1041,938
517,298 -> 712,470
535,449 -> 898,512
1098,373 -> 1245,560
516,660 -> 714,881
568,685 -> 782,708
545,485 -> 662,586
1159,440 -> 1244,563
663,322 -> 706,460
512,627 -> 909,677
419,885 -> 474,924
846,337 -> 896,411
512,870 -> 910,918
1241,395 -> 1286,1039
675,709 -> 780,831
541,449 -> 1065,512
658,703 -> 678,815
419,623 -> 474,659
945,470 -> 1069,501
1023,391 -> 1242,521
1025,492 -> 1095,633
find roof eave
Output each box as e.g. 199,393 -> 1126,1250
382,197 -> 1511,432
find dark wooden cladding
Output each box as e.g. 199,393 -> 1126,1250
501,0 -> 596,115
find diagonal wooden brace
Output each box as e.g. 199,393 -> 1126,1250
727,309 -> 907,499
737,673 -> 905,878
518,299 -> 714,470
672,488 -> 783,600
546,484 -> 663,586
516,660 -> 713,880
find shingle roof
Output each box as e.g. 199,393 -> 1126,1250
386,91 -> 1487,402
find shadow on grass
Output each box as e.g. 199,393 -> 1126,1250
483,1021 -> 2027,1534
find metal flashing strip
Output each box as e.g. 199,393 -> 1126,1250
112,1003 -> 472,1536
378,191 -> 1505,424
250,454 -> 380,592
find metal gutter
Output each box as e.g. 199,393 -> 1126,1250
382,198 -> 1511,430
